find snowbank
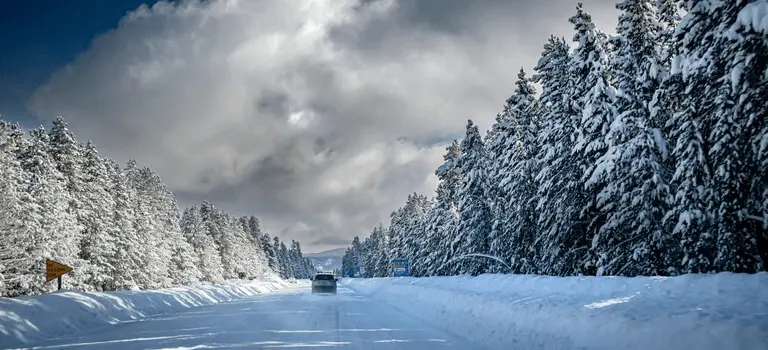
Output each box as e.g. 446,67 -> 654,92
342,272 -> 768,350
0,275 -> 301,348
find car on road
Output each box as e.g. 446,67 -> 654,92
311,273 -> 337,294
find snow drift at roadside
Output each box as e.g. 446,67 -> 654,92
342,272 -> 768,350
0,275 -> 301,348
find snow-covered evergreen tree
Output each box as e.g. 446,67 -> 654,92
341,247 -> 353,276
569,2 -> 618,275
342,0 -> 766,278
648,0 -> 682,171
454,120 -> 492,276
389,193 -> 429,276
181,205 -> 224,284
0,116 -> 314,295
77,142 -> 118,291
350,236 -> 362,273
532,35 -> 585,276
485,101 -> 519,273
588,0 -> 677,276
47,118 -> 91,284
0,122 -> 31,296
664,0 -> 723,273
423,141 -> 462,276
244,216 -> 270,276
11,127 -> 84,294
729,0 -> 768,268
124,161 -> 172,288
373,226 -> 392,277
360,231 -> 377,277
706,0 -> 765,272
104,159 -> 145,290
289,240 -> 310,278
272,236 -> 288,278
488,69 -> 541,274
261,232 -> 278,271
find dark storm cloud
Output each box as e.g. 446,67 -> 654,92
310,236 -> 354,246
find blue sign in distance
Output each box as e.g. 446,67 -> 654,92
391,258 -> 409,277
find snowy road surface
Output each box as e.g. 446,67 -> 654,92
11,285 -> 484,350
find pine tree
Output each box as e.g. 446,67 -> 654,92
388,193 -> 429,276
360,230 -> 379,277
388,208 -> 405,263
12,128 -> 84,294
261,232 -> 278,272
569,2 -> 618,275
0,122 -> 32,296
48,119 -> 93,286
341,247 -> 353,277
532,35 -> 585,276
124,161 -> 172,288
342,0 -> 765,278
423,141 -> 462,276
485,100 -> 519,273
181,205 -> 224,283
78,142 -> 119,291
649,0 -> 682,177
707,0 -> 765,272
245,216 -> 270,276
167,211 -> 202,285
279,242 -> 292,278
654,0 -> 681,85
729,0 -> 768,269
226,215 -> 258,279
455,120 -> 492,276
104,159 -> 145,289
664,0 -> 724,273
290,240 -> 313,278
373,226 -> 392,277
1,116 -> 316,294
350,236 -> 362,275
404,194 -> 430,276
589,0 -> 676,276
490,68 -> 541,274
47,117 -> 86,226
273,236 -> 288,277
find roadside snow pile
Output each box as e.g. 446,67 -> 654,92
342,272 -> 768,350
0,275 -> 300,348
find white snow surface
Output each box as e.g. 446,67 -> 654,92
342,272 -> 768,350
735,0 -> 768,34
1,283 -> 478,350
0,275 -> 292,348
2,272 -> 766,350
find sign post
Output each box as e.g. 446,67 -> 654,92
46,258 -> 73,291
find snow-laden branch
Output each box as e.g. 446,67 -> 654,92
430,253 -> 512,276
744,213 -> 766,228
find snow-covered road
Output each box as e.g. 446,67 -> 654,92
10,285 -> 482,350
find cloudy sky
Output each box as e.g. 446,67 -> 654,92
1,0 -> 619,253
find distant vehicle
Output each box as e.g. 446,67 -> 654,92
311,272 -> 337,294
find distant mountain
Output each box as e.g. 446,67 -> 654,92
305,247 -> 346,271
304,247 -> 347,258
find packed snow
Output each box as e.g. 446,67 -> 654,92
2,270 -> 767,349
734,0 -> 768,34
1,283 -> 479,350
0,275 -> 295,348
342,272 -> 768,350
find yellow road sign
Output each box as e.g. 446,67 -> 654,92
46,259 -> 72,282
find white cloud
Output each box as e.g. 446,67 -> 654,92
29,0 -> 619,252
